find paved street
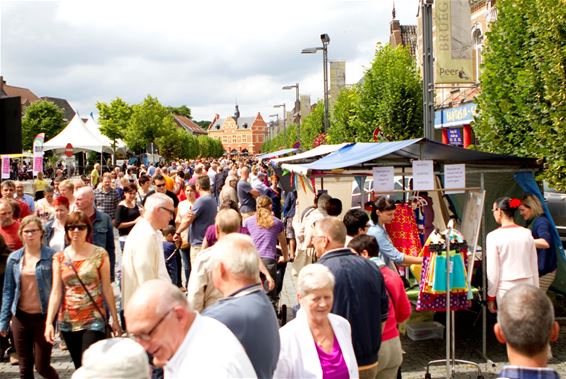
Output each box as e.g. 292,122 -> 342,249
1,263 -> 565,378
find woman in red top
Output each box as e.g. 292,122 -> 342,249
349,234 -> 411,379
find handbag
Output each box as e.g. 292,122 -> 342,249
65,253 -> 113,338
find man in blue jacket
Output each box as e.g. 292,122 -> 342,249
314,216 -> 389,379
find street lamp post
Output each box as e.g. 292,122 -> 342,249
302,33 -> 330,133
282,83 -> 300,140
273,104 -> 286,132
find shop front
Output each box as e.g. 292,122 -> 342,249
434,102 -> 476,148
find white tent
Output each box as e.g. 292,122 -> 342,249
43,114 -> 112,153
85,114 -> 128,153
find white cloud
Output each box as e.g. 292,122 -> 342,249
1,0 -> 420,121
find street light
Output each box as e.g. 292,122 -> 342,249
282,83 -> 300,140
302,33 -> 330,133
273,104 -> 286,132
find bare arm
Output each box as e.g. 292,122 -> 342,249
278,231 -> 289,262
99,253 -> 122,335
258,258 -> 275,291
534,238 -> 550,249
44,257 -> 63,344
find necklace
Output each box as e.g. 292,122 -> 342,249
315,336 -> 327,347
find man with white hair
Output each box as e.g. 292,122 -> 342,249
125,280 -> 256,378
121,193 -> 173,311
205,234 -> 280,379
75,186 -> 116,281
494,284 -> 560,379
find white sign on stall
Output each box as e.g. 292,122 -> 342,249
372,167 -> 394,192
412,160 -> 435,190
444,164 -> 466,194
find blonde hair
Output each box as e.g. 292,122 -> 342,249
255,195 -> 274,229
521,194 -> 544,219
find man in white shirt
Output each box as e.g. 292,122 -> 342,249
125,280 -> 257,378
121,193 -> 173,310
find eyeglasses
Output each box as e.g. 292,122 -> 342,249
130,308 -> 173,342
22,229 -> 41,235
66,224 -> 88,232
160,207 -> 175,218
155,183 -> 166,188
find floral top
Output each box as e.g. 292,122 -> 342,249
55,246 -> 107,333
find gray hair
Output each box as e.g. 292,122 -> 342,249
144,193 -> 173,214
211,234 -> 259,280
297,264 -> 335,296
317,193 -> 332,210
497,284 -> 554,356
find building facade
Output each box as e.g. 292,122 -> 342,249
413,0 -> 496,147
207,111 -> 267,155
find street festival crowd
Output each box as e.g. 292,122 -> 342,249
0,157 -> 561,379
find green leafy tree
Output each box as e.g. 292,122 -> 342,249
194,120 -> 211,130
96,97 -> 132,164
21,100 -> 65,150
475,0 -> 566,190
166,105 -> 192,118
299,101 -> 325,149
261,124 -> 299,153
328,86 -> 363,143
358,44 -> 423,141
124,95 -> 175,153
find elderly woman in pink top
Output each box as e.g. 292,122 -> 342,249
486,197 -> 539,313
348,235 -> 411,379
274,264 -> 358,378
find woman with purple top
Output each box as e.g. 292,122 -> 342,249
243,196 -> 288,301
274,264 -> 358,378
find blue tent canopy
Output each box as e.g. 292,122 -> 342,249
282,138 -> 537,175
256,147 -> 298,160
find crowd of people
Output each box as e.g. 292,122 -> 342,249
0,156 -> 561,379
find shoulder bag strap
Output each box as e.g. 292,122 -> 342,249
64,251 -> 108,324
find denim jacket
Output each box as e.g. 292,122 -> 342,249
0,245 -> 56,331
93,210 -> 115,282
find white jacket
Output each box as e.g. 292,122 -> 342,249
274,309 -> 359,378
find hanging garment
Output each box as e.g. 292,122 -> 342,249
385,203 -> 422,257
416,242 -> 471,312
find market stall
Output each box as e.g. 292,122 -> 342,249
279,138 -> 552,369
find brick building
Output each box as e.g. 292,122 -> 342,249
207,108 -> 268,155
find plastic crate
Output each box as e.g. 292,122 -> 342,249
406,321 -> 445,341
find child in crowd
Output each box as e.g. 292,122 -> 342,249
162,225 -> 179,285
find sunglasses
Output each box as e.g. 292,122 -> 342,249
66,224 -> 88,232
155,183 -> 166,188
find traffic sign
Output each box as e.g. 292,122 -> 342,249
65,143 -> 74,157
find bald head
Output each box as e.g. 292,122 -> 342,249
75,187 -> 95,213
126,280 -> 188,317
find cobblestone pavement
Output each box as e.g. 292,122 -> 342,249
2,263 -> 565,378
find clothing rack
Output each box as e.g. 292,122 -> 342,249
424,227 -> 483,379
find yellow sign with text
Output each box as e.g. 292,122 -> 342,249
434,0 -> 474,84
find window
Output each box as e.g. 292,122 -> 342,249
472,27 -> 483,83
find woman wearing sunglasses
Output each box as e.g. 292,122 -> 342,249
0,215 -> 59,379
44,211 -> 122,368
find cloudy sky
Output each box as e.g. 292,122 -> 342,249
1,0 -> 419,122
